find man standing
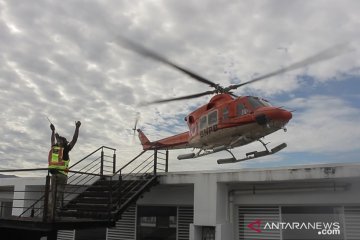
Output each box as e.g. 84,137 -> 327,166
48,121 -> 81,219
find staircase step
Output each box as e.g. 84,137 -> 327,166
64,202 -> 116,211
70,197 -> 115,204
59,209 -> 114,219
59,171 -> 159,221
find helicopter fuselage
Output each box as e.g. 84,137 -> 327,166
137,93 -> 292,151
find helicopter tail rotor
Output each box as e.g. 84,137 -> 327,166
131,112 -> 141,144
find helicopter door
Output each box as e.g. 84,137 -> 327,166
199,111 -> 218,138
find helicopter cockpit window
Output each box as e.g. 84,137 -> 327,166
237,103 -> 248,116
208,111 -> 218,126
247,96 -> 272,109
200,116 -> 207,130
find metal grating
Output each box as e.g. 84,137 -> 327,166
57,230 -> 75,240
238,206 -> 281,240
177,206 -> 194,240
344,206 -> 360,240
107,205 -> 136,240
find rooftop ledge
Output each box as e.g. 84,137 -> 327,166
158,162 -> 360,184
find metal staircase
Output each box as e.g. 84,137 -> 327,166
0,147 -> 169,239
55,148 -> 168,223
59,172 -> 159,220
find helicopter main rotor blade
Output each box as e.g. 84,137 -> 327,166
144,90 -> 217,105
228,43 -> 351,90
119,37 -> 219,89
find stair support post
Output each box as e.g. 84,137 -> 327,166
112,151 -> 116,174
43,174 -> 51,222
100,148 -> 104,177
165,150 -> 169,172
153,150 -> 157,176
118,171 -> 122,209
108,176 -> 113,221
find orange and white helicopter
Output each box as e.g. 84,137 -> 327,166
123,40 -> 348,164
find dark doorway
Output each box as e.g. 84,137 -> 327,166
137,206 -> 177,240
75,227 -> 107,240
202,226 -> 215,240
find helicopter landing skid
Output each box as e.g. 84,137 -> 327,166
217,142 -> 287,164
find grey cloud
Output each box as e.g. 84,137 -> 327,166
0,0 -> 359,173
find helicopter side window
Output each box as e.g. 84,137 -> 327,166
200,116 -> 207,130
223,107 -> 229,120
208,111 -> 218,126
237,103 -> 248,116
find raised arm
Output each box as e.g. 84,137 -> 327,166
50,124 -> 55,146
68,121 -> 81,150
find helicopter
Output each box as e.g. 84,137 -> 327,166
121,39 -> 349,164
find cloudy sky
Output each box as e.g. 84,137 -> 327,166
0,0 -> 359,176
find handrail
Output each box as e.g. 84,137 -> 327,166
0,168 -> 50,173
115,150 -> 147,174
69,145 -> 116,169
0,146 -> 168,224
0,168 -> 104,177
16,146 -> 116,220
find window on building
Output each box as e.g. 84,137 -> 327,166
0,201 -> 12,218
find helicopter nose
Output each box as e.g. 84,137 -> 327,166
281,109 -> 293,121
270,108 -> 292,122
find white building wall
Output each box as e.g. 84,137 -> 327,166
1,163 -> 360,240
232,180 -> 360,205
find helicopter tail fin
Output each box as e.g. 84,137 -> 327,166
137,129 -> 152,150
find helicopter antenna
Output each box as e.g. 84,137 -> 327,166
46,115 -> 58,135
46,115 -> 53,125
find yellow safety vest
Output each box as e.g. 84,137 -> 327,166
48,146 -> 69,175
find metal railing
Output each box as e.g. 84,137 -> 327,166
0,147 -> 168,224
0,146 -> 116,222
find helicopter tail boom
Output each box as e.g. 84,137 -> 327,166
137,129 -> 152,150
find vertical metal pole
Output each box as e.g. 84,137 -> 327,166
118,170 -> 122,208
165,150 -> 169,173
100,148 -> 104,176
43,175 -> 51,222
108,176 -> 113,221
113,151 -> 116,174
153,150 -> 158,176
52,175 -> 57,222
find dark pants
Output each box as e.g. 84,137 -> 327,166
48,172 -> 68,218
